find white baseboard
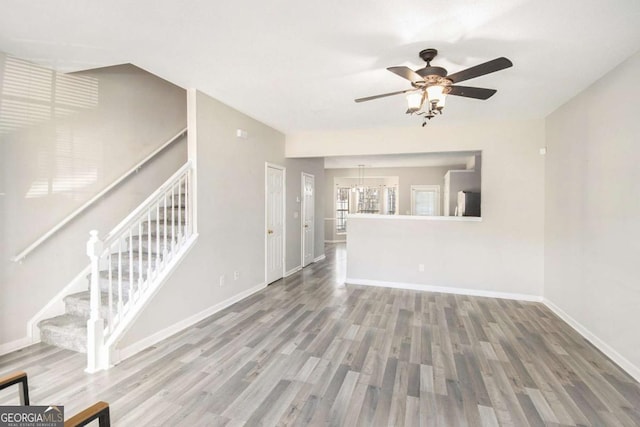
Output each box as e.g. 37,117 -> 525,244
543,298 -> 640,382
345,278 -> 543,302
325,240 -> 346,243
285,266 -> 302,277
117,281 -> 268,362
0,336 -> 34,356
313,254 -> 326,263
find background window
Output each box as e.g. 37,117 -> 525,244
336,187 -> 350,233
385,187 -> 397,215
411,185 -> 440,216
356,187 -> 380,214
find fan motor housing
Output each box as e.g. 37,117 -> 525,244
416,66 -> 447,78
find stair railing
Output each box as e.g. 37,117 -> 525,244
64,401 -> 111,427
12,127 -> 187,263
0,371 -> 29,405
0,371 -> 110,426
86,161 -> 194,372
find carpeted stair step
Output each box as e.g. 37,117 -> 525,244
141,220 -> 187,237
96,270 -> 145,296
104,251 -> 155,272
64,291 -> 127,321
163,194 -> 187,208
127,234 -> 177,254
38,314 -> 87,353
157,206 -> 187,222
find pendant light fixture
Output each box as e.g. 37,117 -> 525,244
351,164 -> 366,193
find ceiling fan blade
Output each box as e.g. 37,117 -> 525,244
387,66 -> 423,83
446,57 -> 513,84
447,86 -> 497,100
355,89 -> 417,103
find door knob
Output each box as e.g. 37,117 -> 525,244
267,229 -> 274,234
304,224 -> 309,228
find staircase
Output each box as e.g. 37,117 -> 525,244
38,225 -> 182,353
37,162 -> 195,370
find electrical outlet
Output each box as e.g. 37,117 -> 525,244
234,271 -> 240,280
219,275 -> 226,287
418,264 -> 425,272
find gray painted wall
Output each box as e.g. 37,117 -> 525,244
545,51 -> 640,374
0,55 -> 187,347
284,158 -> 325,270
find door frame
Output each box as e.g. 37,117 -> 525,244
265,162 -> 286,284
301,172 -> 315,268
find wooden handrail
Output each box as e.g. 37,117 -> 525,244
0,372 -> 110,426
0,371 -> 29,405
64,401 -> 110,427
11,127 -> 188,263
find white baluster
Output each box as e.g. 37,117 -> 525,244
86,230 -> 105,373
138,222 -> 143,295
171,186 -> 176,252
128,228 -> 133,306
117,238 -> 123,321
185,171 -> 190,237
107,252 -> 113,335
155,201 -> 160,270
147,210 -> 152,282
163,192 -> 168,262
178,177 -> 183,245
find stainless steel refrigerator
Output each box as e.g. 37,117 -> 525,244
457,191 -> 481,217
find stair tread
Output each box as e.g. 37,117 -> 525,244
66,290 -> 130,304
66,290 -> 110,302
129,233 -> 183,239
99,269 -> 148,279
39,314 -> 87,353
144,219 -> 186,225
107,251 -> 152,259
66,291 -> 91,301
38,314 -> 86,331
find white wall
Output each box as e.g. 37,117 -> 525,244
118,91 -> 324,350
347,216 -> 541,299
288,119 -> 546,298
0,55 -> 187,348
545,51 -> 640,377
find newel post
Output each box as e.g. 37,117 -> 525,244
86,230 -> 105,373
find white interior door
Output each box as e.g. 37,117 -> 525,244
302,173 -> 315,267
266,164 -> 285,284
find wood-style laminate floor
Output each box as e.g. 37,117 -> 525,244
1,243 -> 640,426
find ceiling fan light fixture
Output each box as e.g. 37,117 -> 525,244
406,92 -> 423,113
354,48 -> 513,127
426,85 -> 445,103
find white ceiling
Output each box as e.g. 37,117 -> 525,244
1,0 -> 639,134
325,152 -> 477,169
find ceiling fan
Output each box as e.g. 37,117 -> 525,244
355,48 -> 513,126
